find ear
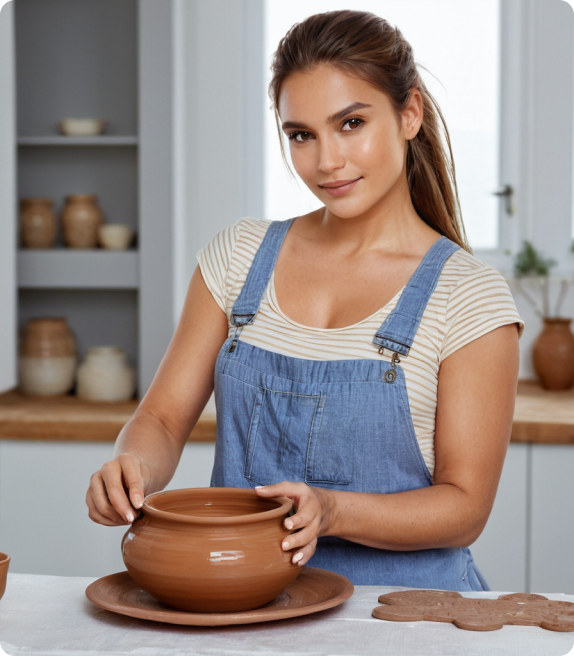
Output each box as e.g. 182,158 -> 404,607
402,87 -> 424,140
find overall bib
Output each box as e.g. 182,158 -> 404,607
211,218 -> 489,591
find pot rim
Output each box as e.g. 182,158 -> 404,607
0,553 -> 10,565
142,487 -> 293,525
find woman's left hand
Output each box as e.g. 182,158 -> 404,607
254,481 -> 334,566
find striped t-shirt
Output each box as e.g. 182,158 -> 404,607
197,217 -> 524,478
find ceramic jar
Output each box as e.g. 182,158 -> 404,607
18,318 -> 77,396
532,318 -> 574,390
76,346 -> 135,402
0,553 -> 10,602
61,194 -> 103,248
122,488 -> 300,613
19,198 -> 57,248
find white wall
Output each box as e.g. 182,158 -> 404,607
0,1 -> 17,393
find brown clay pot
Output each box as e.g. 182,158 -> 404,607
18,318 -> 77,396
532,317 -> 574,390
61,194 -> 103,248
19,198 -> 57,248
19,317 -> 76,357
122,488 -> 300,613
0,552 -> 10,602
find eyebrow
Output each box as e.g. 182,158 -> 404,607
281,102 -> 372,131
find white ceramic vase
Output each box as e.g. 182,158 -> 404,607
18,356 -> 77,396
76,346 -> 136,402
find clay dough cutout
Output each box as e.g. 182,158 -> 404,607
372,590 -> 574,632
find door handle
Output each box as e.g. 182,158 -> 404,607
492,184 -> 515,216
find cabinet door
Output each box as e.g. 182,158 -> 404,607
0,1 -> 17,393
469,443 -> 528,592
530,445 -> 574,594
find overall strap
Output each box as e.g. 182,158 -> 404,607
231,218 -> 295,327
373,236 -> 460,357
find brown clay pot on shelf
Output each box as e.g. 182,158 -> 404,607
19,197 -> 57,248
61,194 -> 104,248
532,317 -> 574,390
18,318 -> 78,396
121,487 -> 300,613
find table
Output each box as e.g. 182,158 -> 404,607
1,574 -> 574,656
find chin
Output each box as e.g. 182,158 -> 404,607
322,199 -> 373,220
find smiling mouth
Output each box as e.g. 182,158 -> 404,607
319,177 -> 361,189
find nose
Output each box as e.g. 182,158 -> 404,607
318,137 -> 345,174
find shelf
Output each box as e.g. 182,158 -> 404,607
0,390 -> 216,443
18,136 -> 138,147
18,249 -> 139,289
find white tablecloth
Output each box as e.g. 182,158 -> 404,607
1,573 -> 574,656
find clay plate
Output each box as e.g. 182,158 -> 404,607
86,566 -> 354,626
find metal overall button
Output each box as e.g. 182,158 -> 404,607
380,350 -> 401,383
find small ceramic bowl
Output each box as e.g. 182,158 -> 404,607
121,488 -> 300,613
60,118 -> 107,136
0,552 -> 10,601
98,225 -> 133,250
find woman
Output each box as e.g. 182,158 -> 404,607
87,10 -> 523,590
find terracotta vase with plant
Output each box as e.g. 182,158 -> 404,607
512,241 -> 574,390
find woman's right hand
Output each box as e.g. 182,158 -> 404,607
86,453 -> 152,526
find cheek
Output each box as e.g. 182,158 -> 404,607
354,131 -> 404,181
289,145 -> 316,179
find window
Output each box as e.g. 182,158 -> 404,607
264,0 -> 501,251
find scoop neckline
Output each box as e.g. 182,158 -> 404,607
268,270 -> 405,333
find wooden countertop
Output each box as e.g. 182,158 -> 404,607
0,380 -> 572,444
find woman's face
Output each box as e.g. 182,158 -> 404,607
278,64 -> 423,219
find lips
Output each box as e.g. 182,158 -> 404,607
319,178 -> 361,188
319,177 -> 361,197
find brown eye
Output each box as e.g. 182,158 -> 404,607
343,118 -> 364,131
289,131 -> 312,143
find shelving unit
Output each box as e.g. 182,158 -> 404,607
14,0 -> 175,397
18,136 -> 139,147
17,249 -> 139,289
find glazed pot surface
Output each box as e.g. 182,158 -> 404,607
122,487 -> 300,613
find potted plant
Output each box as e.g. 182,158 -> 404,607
511,241 -> 574,390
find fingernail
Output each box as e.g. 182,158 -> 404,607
255,486 -> 265,489
293,552 -> 303,564
134,494 -> 143,508
126,511 -> 134,523
285,518 -> 293,530
282,541 -> 289,550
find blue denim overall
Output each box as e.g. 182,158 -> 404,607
211,218 -> 489,591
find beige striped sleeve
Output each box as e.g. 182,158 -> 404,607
440,265 -> 524,362
196,219 -> 243,314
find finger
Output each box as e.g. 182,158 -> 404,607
254,481 -> 306,497
100,461 -> 137,523
283,495 -> 318,532
282,519 -> 321,552
88,472 -> 128,524
117,454 -> 145,509
290,538 -> 317,566
86,487 -> 126,526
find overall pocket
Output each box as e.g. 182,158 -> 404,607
243,387 -> 352,487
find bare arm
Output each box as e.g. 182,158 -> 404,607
257,322 -> 520,562
86,265 -> 229,526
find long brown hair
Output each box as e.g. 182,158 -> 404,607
268,9 -> 471,252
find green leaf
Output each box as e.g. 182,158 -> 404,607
513,241 -> 556,277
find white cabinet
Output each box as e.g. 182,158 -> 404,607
0,440 -> 215,576
530,446 -> 574,594
470,444 -> 528,592
0,1 -> 17,394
